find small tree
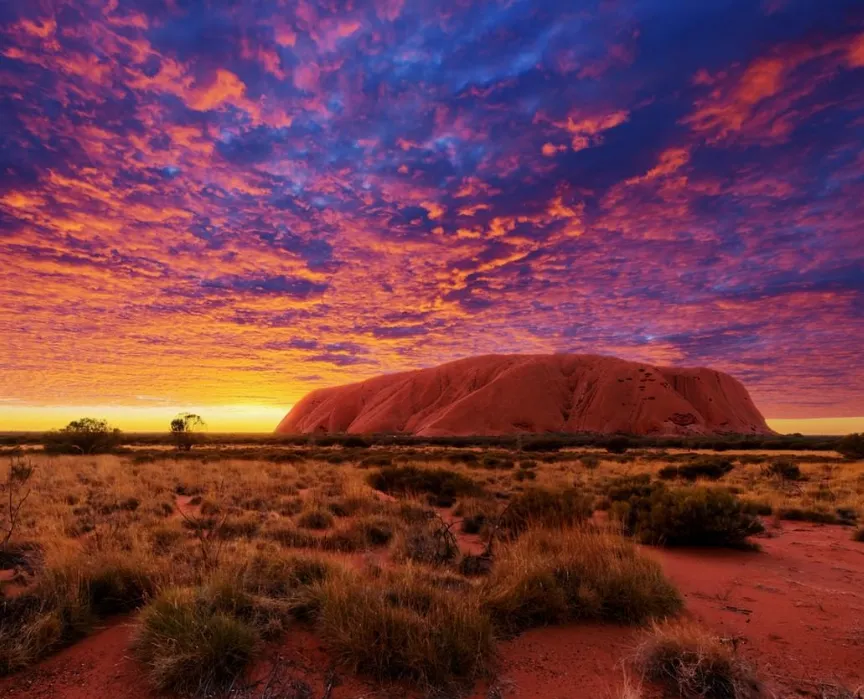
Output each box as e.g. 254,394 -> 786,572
44,417 -> 122,454
838,433 -> 864,460
2,456 -> 35,550
170,413 -> 206,451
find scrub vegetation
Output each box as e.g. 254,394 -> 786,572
1,433 -> 862,695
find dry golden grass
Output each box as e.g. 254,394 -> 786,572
1,446 -> 862,694
481,526 -> 682,631
634,620 -> 761,699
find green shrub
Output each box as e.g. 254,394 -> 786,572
135,587 -> 258,695
658,457 -> 734,481
611,485 -> 764,548
263,524 -> 318,549
481,527 -> 681,631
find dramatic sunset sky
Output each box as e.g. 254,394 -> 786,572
1,0 -> 862,433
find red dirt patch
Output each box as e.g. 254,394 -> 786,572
0,617 -> 152,699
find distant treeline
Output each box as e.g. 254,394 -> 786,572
0,430 -> 845,452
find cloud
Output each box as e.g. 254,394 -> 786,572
0,0 -> 861,420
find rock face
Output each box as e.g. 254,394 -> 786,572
275,354 -> 774,437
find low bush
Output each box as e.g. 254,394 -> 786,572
322,516 -> 396,552
514,467 -> 537,481
134,587 -> 258,695
497,487 -> 592,537
241,552 -> 334,599
367,465 -> 479,506
481,527 -> 681,632
86,557 -> 157,615
776,507 -> 838,524
481,455 -> 515,470
611,484 -> 764,548
392,519 -> 459,566
453,497 -> 498,535
605,436 -> 632,454
635,621 -> 760,699
604,474 -> 655,502
297,508 -> 335,530
658,457 -> 734,481
838,433 -> 864,460
262,524 -> 318,549
580,454 -> 601,470
314,568 -> 493,688
853,528 -> 864,543
217,514 -> 261,540
764,459 -> 802,481
741,500 -> 773,516
835,507 -> 858,526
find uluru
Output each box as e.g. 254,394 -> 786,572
276,353 -> 774,437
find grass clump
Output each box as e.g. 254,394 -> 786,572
392,519 -> 459,566
314,567 -> 493,689
763,459 -> 802,481
498,487 -> 592,537
635,621 -> 761,698
263,524 -> 318,548
658,457 -> 734,481
322,515 -> 397,552
1,554 -> 157,675
453,497 -> 498,535
776,507 -> 838,524
611,484 -> 764,548
134,587 -> 258,696
297,507 -> 335,530
481,527 -> 681,632
367,465 -> 479,507
853,528 -> 864,543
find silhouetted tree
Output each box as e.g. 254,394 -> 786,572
44,418 -> 122,454
170,413 -> 206,451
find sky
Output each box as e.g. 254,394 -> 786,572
0,0 -> 862,434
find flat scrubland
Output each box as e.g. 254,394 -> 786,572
1,440 -> 863,698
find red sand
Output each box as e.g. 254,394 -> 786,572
2,522 -> 861,699
276,353 -> 774,437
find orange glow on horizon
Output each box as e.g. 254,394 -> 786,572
0,405 -> 861,436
